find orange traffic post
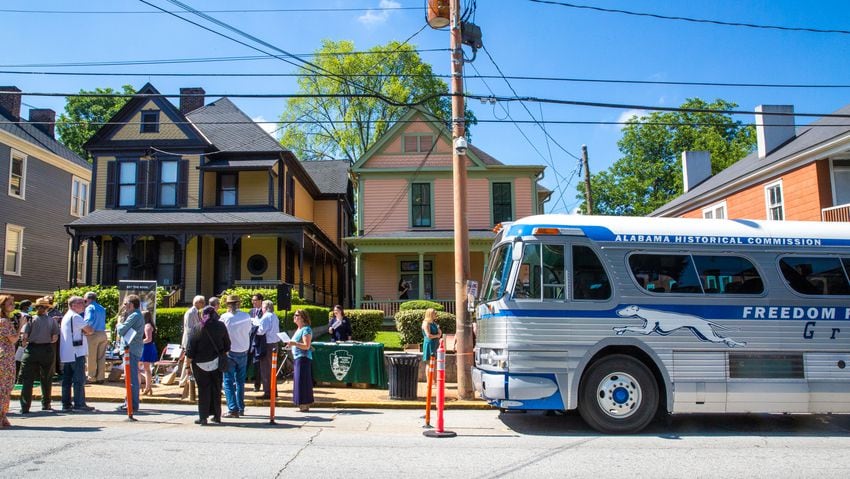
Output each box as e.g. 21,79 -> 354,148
423,356 -> 436,428
269,348 -> 278,424
423,339 -> 455,438
123,346 -> 136,421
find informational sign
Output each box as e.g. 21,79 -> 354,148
118,280 -> 158,325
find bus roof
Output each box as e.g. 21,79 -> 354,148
504,214 -> 850,248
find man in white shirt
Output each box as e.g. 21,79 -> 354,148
220,295 -> 252,417
60,296 -> 94,413
254,300 -> 281,400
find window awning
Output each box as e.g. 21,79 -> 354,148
200,158 -> 278,171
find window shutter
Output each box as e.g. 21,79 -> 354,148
403,136 -> 418,153
105,161 -> 117,208
135,160 -> 146,207
419,135 -> 433,152
147,160 -> 158,208
177,159 -> 189,207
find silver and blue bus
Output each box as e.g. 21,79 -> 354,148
473,214 -> 850,433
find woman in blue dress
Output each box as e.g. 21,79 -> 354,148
421,308 -> 441,361
140,310 -> 159,396
288,309 -> 314,412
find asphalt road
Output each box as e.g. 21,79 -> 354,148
2,403 -> 850,478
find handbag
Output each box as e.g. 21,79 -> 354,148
203,326 -> 230,373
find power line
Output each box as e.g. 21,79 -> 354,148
0,6 -> 421,14
528,0 -> 850,35
6,68 -> 850,91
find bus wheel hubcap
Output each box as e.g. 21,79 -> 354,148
596,372 -> 641,418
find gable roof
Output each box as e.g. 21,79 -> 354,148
353,106 -> 495,170
652,102 -> 850,216
186,97 -> 283,153
84,83 -> 208,150
0,106 -> 90,170
300,160 -> 350,195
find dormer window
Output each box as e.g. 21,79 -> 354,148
140,110 -> 160,133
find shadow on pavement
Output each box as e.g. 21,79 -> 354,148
11,425 -> 104,433
499,410 -> 850,437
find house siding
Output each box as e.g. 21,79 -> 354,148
294,182 -> 313,221
0,146 -> 80,294
94,155 -> 113,210
313,200 -> 339,246
362,178 -> 409,234
110,100 -> 189,141
240,236 -> 277,281
680,161 -> 829,221
237,170 -> 269,206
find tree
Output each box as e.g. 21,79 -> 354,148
279,40 -> 475,162
57,85 -> 136,161
578,98 -> 756,216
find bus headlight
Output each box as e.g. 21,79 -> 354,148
477,348 -> 507,370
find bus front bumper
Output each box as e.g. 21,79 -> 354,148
473,368 -> 564,410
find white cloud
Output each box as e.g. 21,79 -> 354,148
253,116 -> 279,138
358,0 -> 400,26
616,109 -> 646,125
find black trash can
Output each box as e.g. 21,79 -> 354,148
385,353 -> 421,400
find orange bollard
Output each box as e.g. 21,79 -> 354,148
123,346 -> 136,421
423,356 -> 436,428
423,339 -> 455,438
269,348 -> 278,424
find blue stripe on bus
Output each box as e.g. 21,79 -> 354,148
479,304 -> 850,321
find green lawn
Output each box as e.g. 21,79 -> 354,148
315,331 -> 403,350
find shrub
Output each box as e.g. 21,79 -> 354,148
279,305 -> 331,332
54,285 -> 173,331
327,309 -> 383,342
220,286 -> 307,310
399,300 -> 444,312
394,309 -> 456,345
152,307 -> 185,351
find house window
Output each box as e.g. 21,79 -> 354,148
4,224 -> 24,276
159,161 -> 178,206
832,159 -> 850,206
765,180 -> 784,220
411,182 -> 431,227
218,173 -> 237,206
118,161 -> 137,207
140,110 -> 160,133
8,151 -> 26,199
157,241 -> 176,286
70,176 -> 89,217
492,182 -> 513,224
116,242 -> 130,281
702,201 -> 727,219
68,239 -> 87,284
403,134 -> 435,153
399,259 -> 433,299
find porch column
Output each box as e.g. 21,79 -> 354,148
418,252 -> 425,300
298,233 -> 305,299
69,234 -> 79,287
354,248 -> 362,309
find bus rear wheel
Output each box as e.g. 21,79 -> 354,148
578,354 -> 658,434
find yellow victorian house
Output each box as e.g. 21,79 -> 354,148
68,84 -> 352,306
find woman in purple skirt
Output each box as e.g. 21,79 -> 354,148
288,309 -> 313,412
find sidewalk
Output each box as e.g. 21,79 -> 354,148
11,379 -> 492,410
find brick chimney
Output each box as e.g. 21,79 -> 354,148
755,105 -> 796,159
681,151 -> 712,193
29,108 -> 56,138
0,86 -> 22,120
180,87 -> 205,114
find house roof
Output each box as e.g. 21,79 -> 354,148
348,230 -> 496,241
300,160 -> 350,195
68,209 -> 305,228
0,107 -> 90,170
468,144 -> 503,166
201,157 -> 280,170
652,102 -> 850,216
186,97 -> 283,153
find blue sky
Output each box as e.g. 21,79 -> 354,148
4,0 -> 850,213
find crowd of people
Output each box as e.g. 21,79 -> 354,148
0,291 -> 325,428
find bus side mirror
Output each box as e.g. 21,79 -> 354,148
512,241 -> 524,261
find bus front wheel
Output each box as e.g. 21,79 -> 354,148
578,354 -> 658,434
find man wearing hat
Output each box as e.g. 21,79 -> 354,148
219,295 -> 252,417
19,297 -> 60,413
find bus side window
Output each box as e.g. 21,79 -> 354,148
628,253 -> 702,294
780,256 -> 850,296
572,245 -> 611,300
515,244 -> 542,299
542,244 -> 566,300
692,255 -> 764,295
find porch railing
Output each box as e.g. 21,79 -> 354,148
822,204 -> 850,222
163,288 -> 182,308
359,299 -> 456,318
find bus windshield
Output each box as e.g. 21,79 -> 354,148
481,243 -> 512,302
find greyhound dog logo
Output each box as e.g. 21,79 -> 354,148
330,350 -> 354,381
614,305 -> 746,348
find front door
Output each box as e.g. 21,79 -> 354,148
213,238 -> 240,295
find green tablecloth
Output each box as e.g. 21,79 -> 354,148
311,342 -> 388,388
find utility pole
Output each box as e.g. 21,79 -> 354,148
449,0 -> 473,399
582,144 -> 594,215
